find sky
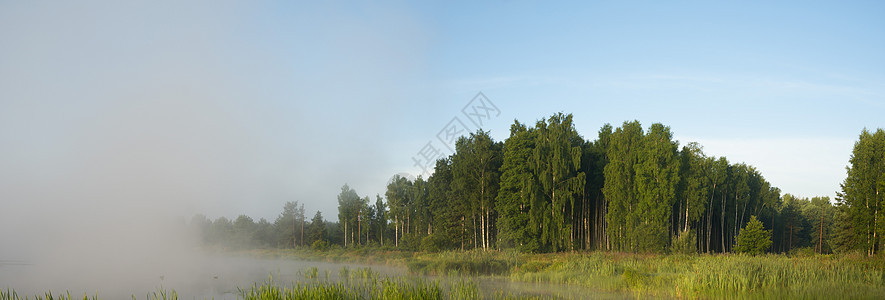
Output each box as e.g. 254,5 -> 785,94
2,1 -> 884,259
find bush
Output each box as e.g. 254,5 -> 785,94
734,215 -> 772,255
671,229 -> 697,255
789,247 -> 816,257
420,234 -> 450,252
312,240 -> 330,251
399,234 -> 421,251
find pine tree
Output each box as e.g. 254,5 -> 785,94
734,215 -> 772,255
309,211 -> 325,245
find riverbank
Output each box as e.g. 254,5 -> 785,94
231,247 -> 885,299
5,248 -> 883,299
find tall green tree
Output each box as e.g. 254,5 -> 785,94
372,194 -> 387,246
428,158 -> 458,250
451,130 -> 502,250
585,124 -> 612,250
496,121 -> 541,252
386,175 -> 412,247
674,143 -> 709,253
837,128 -> 885,255
531,113 -> 585,251
778,194 -> 805,252
232,215 -> 256,249
309,211 -> 325,245
804,196 -> 834,253
604,120 -> 644,251
337,184 -> 361,247
274,201 -> 301,248
412,176 -> 431,238
633,123 -> 680,252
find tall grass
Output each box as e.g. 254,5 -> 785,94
247,247 -> 885,298
8,250 -> 884,299
0,288 -> 171,300
511,252 -> 885,299
0,289 -> 98,300
3,267 -> 545,300
407,250 -> 513,276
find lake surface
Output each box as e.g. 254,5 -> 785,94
1,256 -> 629,299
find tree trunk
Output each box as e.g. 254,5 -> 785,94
740,196 -> 750,237
481,205 -> 486,251
789,224 -> 793,251
873,206 -> 879,255
473,214 -> 477,250
461,215 -> 465,251
551,180 -> 556,250
706,183 -> 716,253
481,169 -> 487,251
684,200 -> 690,232
485,209 -> 490,250
734,190 -> 739,248
819,208 -> 824,254
721,192 -> 726,253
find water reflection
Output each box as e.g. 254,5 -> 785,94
1,256 -> 629,299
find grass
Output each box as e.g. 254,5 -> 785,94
406,250 -> 513,276
237,247 -> 415,266
6,248 -> 885,299
245,247 -> 885,299
509,252 -> 885,299
0,288 -> 173,300
2,268 -> 546,300
237,268 -> 553,300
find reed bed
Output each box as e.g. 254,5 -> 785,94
510,252 -> 885,299
2,267 -> 545,300
407,250 -> 512,276
6,250 -> 884,299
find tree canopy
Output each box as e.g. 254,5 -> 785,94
189,114 -> 878,256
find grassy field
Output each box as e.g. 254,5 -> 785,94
241,248 -> 885,299
508,252 -> 885,298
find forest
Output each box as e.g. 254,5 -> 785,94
191,113 -> 885,256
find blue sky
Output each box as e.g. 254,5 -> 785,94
1,1 -> 884,229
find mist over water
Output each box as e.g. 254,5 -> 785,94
0,1 -> 431,296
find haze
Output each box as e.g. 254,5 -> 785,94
1,0 -> 884,295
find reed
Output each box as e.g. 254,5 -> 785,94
510,252 -> 885,299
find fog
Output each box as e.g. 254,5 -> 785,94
0,1 -> 430,295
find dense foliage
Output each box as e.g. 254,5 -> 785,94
837,128 -> 885,255
734,215 -> 772,255
193,114 -> 883,255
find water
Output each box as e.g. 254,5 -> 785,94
0,256 -> 628,299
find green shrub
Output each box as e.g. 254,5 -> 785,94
734,216 -> 772,256
671,229 -> 697,255
311,240 -> 330,251
789,247 -> 816,257
420,234 -> 445,253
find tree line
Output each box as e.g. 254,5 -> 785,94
191,114 -> 884,255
